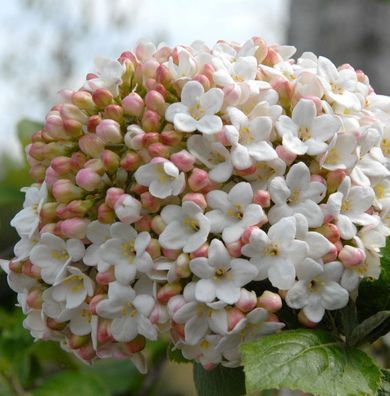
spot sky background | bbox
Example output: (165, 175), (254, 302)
(0, 0), (290, 158)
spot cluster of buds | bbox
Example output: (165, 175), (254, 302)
(3, 37), (390, 372)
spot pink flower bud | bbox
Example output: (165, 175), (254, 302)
(30, 165), (46, 182)
(190, 243), (209, 259)
(188, 168), (210, 191)
(89, 294), (106, 315)
(148, 142), (170, 158)
(226, 240), (242, 258)
(27, 288), (43, 309)
(257, 291), (282, 313)
(72, 90), (96, 112)
(79, 343), (96, 361)
(65, 200), (93, 218)
(114, 194), (142, 224)
(235, 165), (257, 177)
(276, 145), (296, 165)
(105, 187), (125, 208)
(167, 295), (186, 317)
(47, 318), (67, 331)
(227, 307), (245, 331)
(326, 170), (347, 193)
(52, 179), (83, 204)
(103, 104), (124, 124)
(162, 248), (181, 260)
(235, 289), (257, 312)
(145, 238), (161, 259)
(175, 253), (191, 278)
(60, 218), (89, 239)
(171, 150), (195, 172)
(134, 215), (152, 232)
(126, 335), (146, 354)
(60, 103), (88, 124)
(68, 334), (90, 350)
(98, 203), (116, 224)
(143, 59), (159, 79)
(28, 142), (46, 161)
(160, 130), (183, 146)
(193, 74), (210, 91)
(96, 119), (123, 144)
(157, 282), (182, 304)
(101, 149), (120, 173)
(92, 88), (113, 108)
(142, 110), (161, 132)
(122, 92), (145, 117)
(182, 193), (207, 210)
(140, 191), (160, 212)
(172, 321), (185, 339)
(76, 168), (104, 191)
(338, 245), (366, 267)
(315, 223), (340, 243)
(120, 151), (141, 171)
(156, 64), (172, 85)
(51, 156), (73, 175)
(40, 202), (59, 223)
(79, 134), (105, 158)
(145, 90), (166, 115)
(241, 226), (259, 245)
(253, 190), (270, 208)
(97, 320), (113, 344)
(96, 269), (115, 285)
(87, 114), (102, 133)
(9, 260), (23, 273)
(322, 243), (339, 263)
(149, 304), (169, 324)
(44, 114), (67, 140)
(151, 215), (166, 234)
(310, 174), (326, 184)
(71, 152), (87, 169)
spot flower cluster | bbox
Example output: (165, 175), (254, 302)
(3, 37), (390, 371)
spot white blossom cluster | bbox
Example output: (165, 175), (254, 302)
(3, 37), (390, 371)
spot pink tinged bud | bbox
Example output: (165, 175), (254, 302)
(72, 90), (96, 112)
(78, 344), (96, 361)
(223, 84), (241, 106)
(142, 110), (162, 132)
(148, 142), (170, 158)
(151, 215), (166, 235)
(315, 223), (340, 243)
(322, 243), (339, 263)
(87, 114), (102, 133)
(51, 156), (73, 175)
(53, 179), (83, 204)
(29, 142), (46, 161)
(26, 288), (43, 309)
(47, 317), (67, 331)
(226, 240), (242, 258)
(257, 291), (282, 313)
(126, 335), (146, 354)
(298, 310), (318, 328)
(92, 88), (113, 108)
(68, 334), (90, 349)
(96, 119), (123, 144)
(183, 193), (207, 211)
(63, 119), (83, 139)
(171, 150), (195, 172)
(143, 59), (159, 79)
(140, 191), (160, 213)
(64, 199), (94, 218)
(98, 203), (116, 224)
(21, 260), (40, 279)
(190, 243), (209, 259)
(105, 187), (125, 208)
(216, 129), (230, 146)
(89, 294), (106, 315)
(120, 151), (141, 171)
(145, 90), (166, 115)
(103, 104), (124, 124)
(253, 190), (270, 208)
(130, 183), (148, 195)
(60, 103), (88, 124)
(227, 307), (245, 331)
(44, 114), (67, 140)
(167, 295), (186, 317)
(162, 248), (181, 260)
(234, 165), (256, 177)
(176, 253), (191, 278)
(96, 269), (115, 285)
(122, 92), (145, 117)
(188, 168), (210, 191)
(149, 304), (169, 324)
(76, 168), (104, 191)
(134, 215), (152, 231)
(156, 64), (172, 86)
(157, 282), (182, 304)
(44, 142), (74, 159)
(310, 174), (326, 185)
(235, 289), (257, 313)
(40, 202), (59, 223)
(114, 194), (142, 224)
(30, 165), (46, 183)
(79, 134), (105, 158)
(84, 158), (105, 174)
(276, 145), (297, 165)
(326, 170), (347, 193)
(101, 150), (120, 173)
(97, 320), (113, 344)
(40, 223), (57, 235)
(267, 313), (280, 323)
(172, 321), (185, 339)
(145, 238), (161, 259)
(9, 260), (23, 273)
(338, 245), (366, 267)
(71, 152), (87, 170)
(193, 74), (210, 91)
(241, 226), (260, 245)
(160, 130), (183, 146)
(60, 218), (89, 239)
(143, 132), (159, 146)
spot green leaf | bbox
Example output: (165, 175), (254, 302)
(349, 311), (390, 346)
(378, 370), (390, 396)
(241, 329), (381, 396)
(339, 299), (358, 340)
(0, 185), (23, 207)
(16, 119), (43, 150)
(167, 344), (190, 363)
(193, 363), (245, 396)
(32, 371), (110, 396)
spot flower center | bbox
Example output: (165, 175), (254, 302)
(264, 243), (279, 257)
(381, 138), (390, 156)
(189, 104), (205, 120)
(325, 148), (340, 165)
(121, 240), (135, 262)
(51, 249), (69, 261)
(374, 183), (385, 199)
(341, 199), (351, 213)
(330, 82), (344, 95)
(288, 189), (301, 205)
(227, 203), (243, 219)
(183, 217), (199, 231)
(299, 127), (311, 141)
(239, 127), (255, 145)
(200, 339), (210, 349)
(121, 302), (137, 317)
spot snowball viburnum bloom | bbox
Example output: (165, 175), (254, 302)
(206, 182), (266, 244)
(159, 201), (210, 253)
(100, 223), (153, 284)
(30, 233), (85, 284)
(241, 216), (308, 290)
(83, 221), (111, 267)
(268, 162), (325, 227)
(276, 99), (340, 155)
(224, 108), (277, 170)
(286, 259), (349, 322)
(190, 239), (258, 304)
(11, 183), (47, 237)
(134, 158), (185, 199)
(96, 281), (157, 342)
(165, 80), (224, 134)
(166, 48), (197, 81)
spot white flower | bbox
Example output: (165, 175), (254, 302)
(0, 259), (38, 293)
(159, 201), (210, 253)
(276, 99), (340, 155)
(30, 233), (85, 284)
(321, 133), (358, 171)
(243, 158), (286, 191)
(13, 231), (40, 261)
(96, 281), (157, 342)
(206, 182), (266, 244)
(241, 216), (308, 290)
(83, 57), (124, 96)
(114, 194), (142, 224)
(286, 259), (349, 322)
(179, 334), (223, 366)
(187, 135), (233, 183)
(83, 221), (111, 267)
(134, 158), (185, 199)
(68, 303), (98, 338)
(351, 153), (390, 188)
(326, 176), (375, 240)
(268, 162), (325, 227)
(190, 239), (258, 304)
(212, 39), (258, 62)
(173, 299), (228, 345)
(11, 182), (47, 237)
(166, 48), (197, 80)
(100, 224), (153, 285)
(224, 108), (277, 170)
(23, 310), (47, 339)
(165, 80), (224, 134)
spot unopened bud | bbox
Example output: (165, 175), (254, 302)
(227, 307), (245, 331)
(226, 240), (242, 258)
(98, 203), (116, 224)
(257, 291), (282, 313)
(190, 243), (209, 259)
(96, 269), (115, 285)
(151, 215), (166, 234)
(149, 304), (169, 324)
(51, 156), (73, 175)
(120, 151), (141, 171)
(114, 194), (142, 224)
(68, 334), (90, 349)
(60, 218), (89, 239)
(122, 92), (144, 117)
(40, 202), (59, 223)
(253, 190), (270, 208)
(145, 90), (166, 115)
(26, 288), (43, 309)
(276, 145), (296, 165)
(97, 320), (113, 344)
(101, 149), (120, 173)
(162, 248), (181, 260)
(47, 318), (67, 331)
(167, 295), (186, 317)
(126, 335), (146, 353)
(79, 343), (96, 361)
(105, 187), (125, 208)
(87, 114), (102, 133)
(160, 129), (183, 146)
(92, 88), (113, 108)
(315, 223), (340, 243)
(235, 289), (257, 312)
(188, 168), (210, 191)
(89, 294), (106, 315)
(148, 142), (170, 158)
(76, 168), (104, 191)
(60, 103), (88, 124)
(79, 134), (105, 158)
(145, 238), (160, 258)
(171, 150), (195, 172)
(241, 226), (259, 245)
(96, 119), (123, 144)
(142, 110), (161, 132)
(327, 170), (347, 193)
(52, 179), (83, 203)
(157, 282), (182, 304)
(176, 253), (191, 278)
(322, 243), (339, 263)
(72, 90), (96, 112)
(338, 245), (366, 267)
